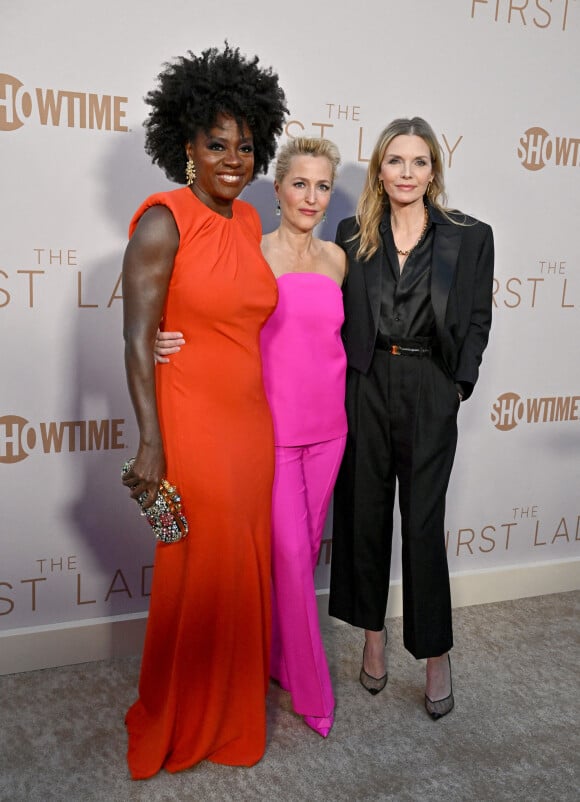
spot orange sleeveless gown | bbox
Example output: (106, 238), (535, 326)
(125, 188), (277, 779)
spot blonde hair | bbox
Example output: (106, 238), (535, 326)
(275, 137), (341, 185)
(354, 117), (449, 261)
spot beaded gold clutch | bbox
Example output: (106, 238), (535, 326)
(122, 458), (188, 543)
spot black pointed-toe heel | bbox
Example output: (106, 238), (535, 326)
(425, 654), (454, 720)
(359, 626), (388, 695)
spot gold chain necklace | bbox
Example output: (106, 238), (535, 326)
(395, 206), (429, 256)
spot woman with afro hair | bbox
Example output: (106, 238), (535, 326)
(121, 44), (287, 779)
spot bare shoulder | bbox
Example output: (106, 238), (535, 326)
(131, 205), (179, 246)
(261, 231), (276, 254)
(126, 205), (179, 265)
(320, 239), (347, 283)
(322, 239), (346, 261)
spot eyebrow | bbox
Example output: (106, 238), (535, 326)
(207, 132), (253, 140)
(385, 152), (430, 159)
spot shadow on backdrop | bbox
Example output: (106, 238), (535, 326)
(67, 131), (176, 618)
(66, 143), (369, 614)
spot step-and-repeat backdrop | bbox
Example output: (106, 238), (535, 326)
(1, 1), (578, 661)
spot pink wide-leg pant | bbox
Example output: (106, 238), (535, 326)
(270, 435), (347, 718)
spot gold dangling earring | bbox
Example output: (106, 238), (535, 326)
(185, 158), (196, 186)
(377, 178), (384, 196)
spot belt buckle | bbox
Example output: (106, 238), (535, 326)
(389, 344), (401, 356)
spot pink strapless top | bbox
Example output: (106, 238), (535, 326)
(260, 272), (347, 446)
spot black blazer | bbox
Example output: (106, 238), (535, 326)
(337, 205), (494, 400)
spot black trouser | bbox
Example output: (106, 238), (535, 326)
(329, 344), (458, 659)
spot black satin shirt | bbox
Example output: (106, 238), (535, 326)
(378, 215), (436, 341)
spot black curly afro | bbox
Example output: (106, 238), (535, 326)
(143, 43), (288, 184)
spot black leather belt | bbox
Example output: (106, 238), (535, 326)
(375, 335), (432, 357)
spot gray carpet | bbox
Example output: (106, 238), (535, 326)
(1, 591), (578, 802)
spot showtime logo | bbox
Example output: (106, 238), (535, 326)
(0, 73), (128, 132)
(491, 392), (580, 431)
(0, 415), (125, 463)
(518, 126), (580, 171)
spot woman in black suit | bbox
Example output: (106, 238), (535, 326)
(329, 117), (494, 718)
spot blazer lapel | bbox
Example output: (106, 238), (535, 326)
(431, 211), (462, 335)
(360, 214), (397, 332)
(362, 246), (384, 333)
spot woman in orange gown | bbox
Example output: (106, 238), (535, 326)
(121, 45), (287, 779)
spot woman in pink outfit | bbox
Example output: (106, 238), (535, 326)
(156, 138), (346, 738)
